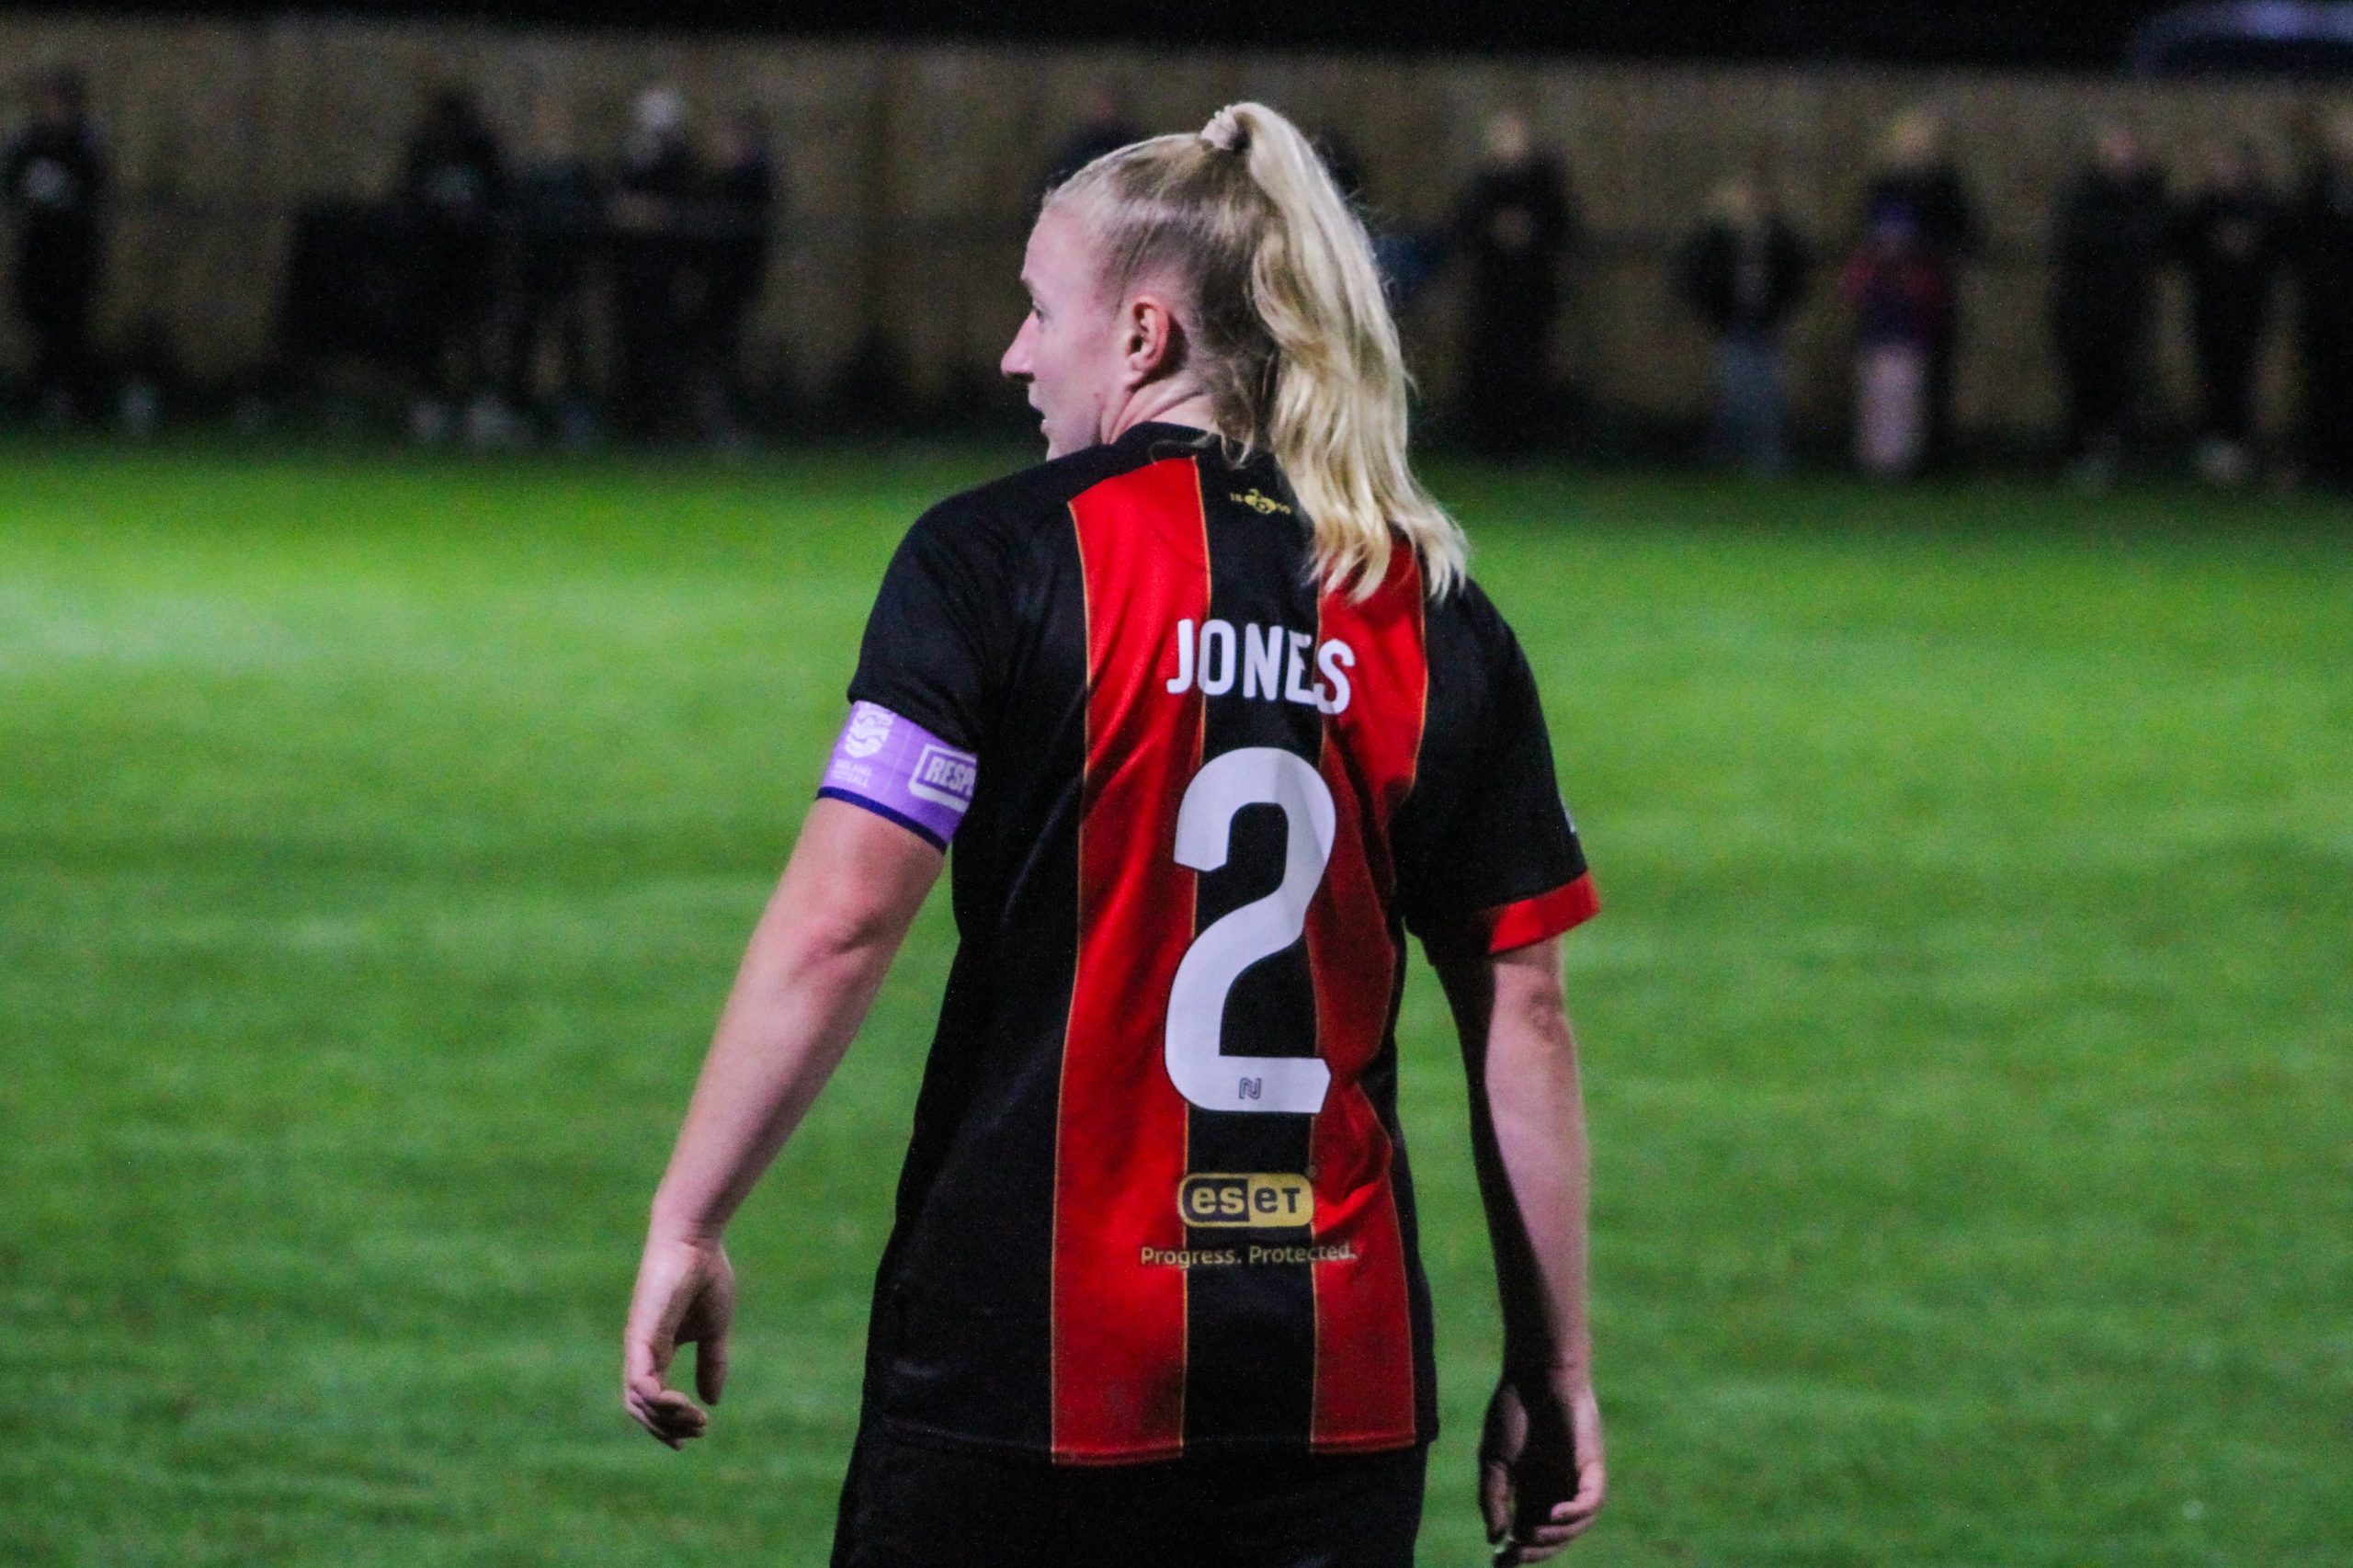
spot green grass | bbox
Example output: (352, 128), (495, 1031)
(2, 443), (2347, 1566)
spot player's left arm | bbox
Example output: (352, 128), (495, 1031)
(623, 797), (942, 1449)
(1436, 935), (1606, 1562)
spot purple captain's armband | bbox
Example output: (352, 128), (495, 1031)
(816, 702), (978, 851)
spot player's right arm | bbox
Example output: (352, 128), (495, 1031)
(623, 797), (942, 1449)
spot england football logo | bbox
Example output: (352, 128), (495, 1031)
(842, 704), (893, 759)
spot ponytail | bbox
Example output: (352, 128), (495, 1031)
(1048, 102), (1468, 599)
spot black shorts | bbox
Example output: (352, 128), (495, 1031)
(830, 1423), (1427, 1568)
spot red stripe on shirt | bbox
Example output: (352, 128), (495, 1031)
(1481, 873), (1601, 954)
(1302, 546), (1427, 1451)
(1053, 457), (1208, 1463)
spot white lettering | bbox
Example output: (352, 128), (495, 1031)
(1315, 640), (1355, 715)
(1166, 618), (1196, 694)
(1197, 619), (1236, 696)
(1244, 623), (1282, 700)
(915, 751), (975, 797)
(1284, 631), (1317, 706)
(1165, 749), (1336, 1115)
(1164, 619), (1357, 714)
(842, 703), (893, 758)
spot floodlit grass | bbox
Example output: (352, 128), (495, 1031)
(2, 443), (2347, 1566)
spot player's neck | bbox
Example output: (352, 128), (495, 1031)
(1102, 384), (1222, 447)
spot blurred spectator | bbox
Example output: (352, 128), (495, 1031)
(116, 311), (176, 440)
(401, 85), (506, 446)
(1677, 165), (1810, 474)
(1450, 109), (1576, 455)
(695, 108), (777, 447)
(2049, 124), (2168, 487)
(1842, 210), (1944, 477)
(2172, 140), (2280, 487)
(2290, 110), (2353, 488)
(1863, 109), (1976, 469)
(3, 67), (108, 426)
(1316, 127), (1440, 303)
(1040, 87), (1140, 195)
(610, 85), (700, 443)
(496, 93), (602, 448)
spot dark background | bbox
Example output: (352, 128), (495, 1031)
(0, 1), (2181, 67)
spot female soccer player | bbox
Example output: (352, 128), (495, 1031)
(624, 101), (1606, 1567)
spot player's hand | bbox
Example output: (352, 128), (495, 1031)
(1478, 1365), (1605, 1562)
(623, 1228), (736, 1449)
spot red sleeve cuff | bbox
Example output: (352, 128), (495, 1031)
(1477, 873), (1600, 954)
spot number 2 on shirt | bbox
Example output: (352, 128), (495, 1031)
(1164, 746), (1336, 1116)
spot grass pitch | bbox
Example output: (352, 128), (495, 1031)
(1, 443), (2347, 1566)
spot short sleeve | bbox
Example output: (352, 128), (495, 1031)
(1404, 617), (1597, 956)
(846, 499), (1021, 754)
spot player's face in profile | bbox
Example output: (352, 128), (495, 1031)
(1002, 204), (1126, 460)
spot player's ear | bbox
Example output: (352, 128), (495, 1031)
(1122, 290), (1185, 385)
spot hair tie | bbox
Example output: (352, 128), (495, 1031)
(1200, 108), (1250, 155)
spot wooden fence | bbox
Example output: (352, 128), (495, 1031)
(1, 14), (2342, 437)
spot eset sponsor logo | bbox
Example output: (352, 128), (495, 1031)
(1178, 1171), (1313, 1229)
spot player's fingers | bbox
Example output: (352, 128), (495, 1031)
(1558, 1457), (1608, 1520)
(694, 1324), (729, 1406)
(627, 1372), (705, 1428)
(624, 1388), (686, 1448)
(626, 1399), (683, 1449)
(1495, 1462), (1605, 1560)
(651, 1400), (709, 1439)
(1518, 1520), (1582, 1549)
(1479, 1459), (1513, 1543)
(626, 1365), (678, 1409)
(1526, 1505), (1601, 1551)
(629, 1385), (709, 1445)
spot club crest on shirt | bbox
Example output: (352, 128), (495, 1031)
(1228, 488), (1294, 517)
(842, 703), (893, 759)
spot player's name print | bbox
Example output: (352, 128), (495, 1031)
(1164, 618), (1357, 715)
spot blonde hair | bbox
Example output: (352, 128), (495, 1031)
(1046, 101), (1468, 599)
